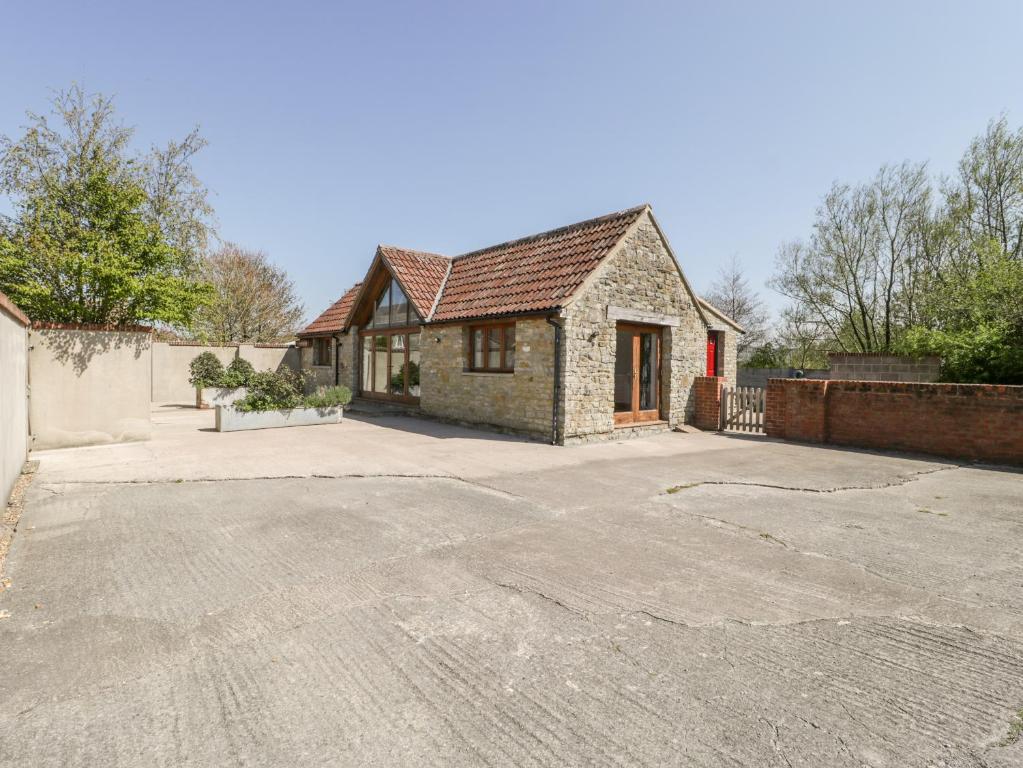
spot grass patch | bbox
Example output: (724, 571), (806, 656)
(1001, 708), (1023, 747)
(665, 483), (702, 494)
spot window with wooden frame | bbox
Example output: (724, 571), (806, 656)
(468, 323), (516, 372)
(312, 337), (332, 366)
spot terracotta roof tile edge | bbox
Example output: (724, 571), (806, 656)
(451, 203), (650, 261)
(378, 245), (450, 260)
(299, 281), (363, 336)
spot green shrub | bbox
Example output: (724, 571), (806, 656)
(189, 352), (225, 389)
(303, 385), (352, 409)
(220, 357), (255, 388)
(234, 369), (305, 412)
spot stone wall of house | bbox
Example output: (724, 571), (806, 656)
(299, 338), (334, 392)
(419, 318), (555, 437)
(720, 330), (737, 388)
(337, 330), (359, 391)
(560, 214), (707, 441)
(299, 331), (359, 394)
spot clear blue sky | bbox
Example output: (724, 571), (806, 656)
(4, 0), (1022, 322)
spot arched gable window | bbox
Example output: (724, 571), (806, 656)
(367, 277), (417, 328)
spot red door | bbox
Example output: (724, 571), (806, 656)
(706, 332), (717, 377)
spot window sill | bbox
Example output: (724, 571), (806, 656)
(461, 370), (515, 376)
(310, 364), (332, 369)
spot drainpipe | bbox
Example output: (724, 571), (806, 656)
(333, 333), (341, 387)
(546, 315), (564, 445)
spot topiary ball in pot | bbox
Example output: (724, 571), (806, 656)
(221, 357), (255, 388)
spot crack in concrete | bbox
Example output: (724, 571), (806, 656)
(664, 464), (961, 496)
(489, 579), (591, 620)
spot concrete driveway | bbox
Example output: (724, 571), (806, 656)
(2, 407), (1022, 767)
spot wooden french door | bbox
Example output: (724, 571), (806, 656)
(359, 329), (421, 403)
(613, 324), (661, 425)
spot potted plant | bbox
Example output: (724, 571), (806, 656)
(189, 352), (225, 408)
(190, 354), (255, 408)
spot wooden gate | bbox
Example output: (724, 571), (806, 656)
(720, 386), (766, 434)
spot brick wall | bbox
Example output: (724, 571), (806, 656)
(765, 379), (1023, 465)
(827, 353), (941, 383)
(693, 376), (723, 430)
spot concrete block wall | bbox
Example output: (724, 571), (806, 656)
(827, 353), (941, 383)
(765, 378), (1023, 465)
(0, 293), (29, 504)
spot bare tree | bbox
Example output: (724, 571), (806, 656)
(775, 306), (829, 369)
(770, 162), (931, 353)
(192, 244), (305, 343)
(702, 255), (768, 357)
(142, 127), (215, 271)
(944, 116), (1023, 260)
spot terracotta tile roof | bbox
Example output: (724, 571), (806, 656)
(429, 205), (648, 323)
(378, 246), (450, 319)
(299, 282), (362, 336)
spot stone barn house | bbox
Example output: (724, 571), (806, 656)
(297, 204), (741, 443)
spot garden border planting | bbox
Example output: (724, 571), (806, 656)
(215, 405), (343, 432)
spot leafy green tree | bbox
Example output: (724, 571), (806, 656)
(743, 343), (786, 369)
(903, 248), (1023, 383)
(0, 86), (213, 325)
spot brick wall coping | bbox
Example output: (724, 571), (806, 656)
(166, 341), (239, 347)
(31, 321), (153, 333)
(164, 341), (295, 348)
(767, 378), (1023, 395)
(0, 291), (30, 326)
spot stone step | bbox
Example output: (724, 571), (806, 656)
(346, 398), (421, 418)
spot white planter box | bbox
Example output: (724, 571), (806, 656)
(197, 387), (247, 409)
(215, 405), (343, 432)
